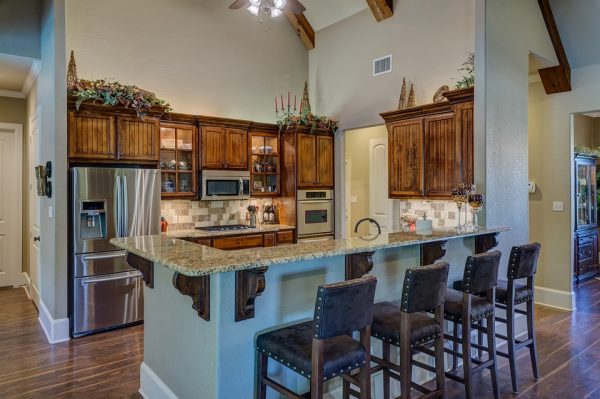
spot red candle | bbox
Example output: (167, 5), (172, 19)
(275, 97), (278, 113)
(294, 95), (297, 110)
(280, 95), (284, 110)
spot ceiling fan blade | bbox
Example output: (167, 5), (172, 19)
(229, 0), (250, 10)
(286, 0), (306, 14)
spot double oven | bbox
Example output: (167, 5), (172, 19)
(297, 189), (334, 242)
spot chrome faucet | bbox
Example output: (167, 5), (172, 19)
(354, 218), (381, 235)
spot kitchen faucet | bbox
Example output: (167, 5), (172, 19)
(354, 218), (381, 235)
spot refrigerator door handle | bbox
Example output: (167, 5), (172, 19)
(82, 251), (127, 261)
(115, 175), (122, 238)
(81, 270), (142, 285)
(122, 174), (129, 237)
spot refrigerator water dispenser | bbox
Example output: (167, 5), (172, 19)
(79, 200), (106, 240)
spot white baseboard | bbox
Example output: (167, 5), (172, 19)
(38, 299), (70, 344)
(21, 272), (31, 299)
(139, 362), (179, 399)
(30, 281), (40, 309)
(534, 286), (575, 311)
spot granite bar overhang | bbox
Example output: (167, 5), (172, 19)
(110, 226), (510, 277)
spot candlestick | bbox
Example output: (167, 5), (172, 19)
(288, 92), (290, 108)
(294, 95), (297, 111)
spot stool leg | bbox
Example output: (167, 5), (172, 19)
(527, 298), (540, 380)
(452, 321), (459, 370)
(343, 380), (350, 399)
(400, 313), (412, 399)
(256, 351), (267, 399)
(359, 327), (372, 399)
(311, 339), (324, 399)
(486, 314), (499, 399)
(435, 334), (446, 397)
(477, 320), (484, 359)
(383, 340), (391, 399)
(507, 301), (519, 394)
(461, 317), (473, 399)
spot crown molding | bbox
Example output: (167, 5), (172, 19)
(21, 60), (41, 96)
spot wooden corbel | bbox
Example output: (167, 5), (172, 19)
(420, 241), (447, 266)
(126, 252), (154, 288)
(172, 273), (210, 321)
(235, 267), (268, 322)
(475, 233), (499, 254)
(345, 252), (375, 280)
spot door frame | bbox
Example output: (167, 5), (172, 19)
(369, 137), (393, 234)
(0, 122), (23, 288)
(28, 106), (41, 307)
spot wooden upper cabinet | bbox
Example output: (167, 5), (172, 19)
(316, 135), (334, 187)
(381, 87), (474, 199)
(117, 116), (160, 162)
(68, 111), (116, 160)
(297, 133), (317, 187)
(225, 128), (248, 170)
(201, 126), (226, 169)
(201, 126), (248, 170)
(389, 119), (423, 197)
(424, 113), (456, 197)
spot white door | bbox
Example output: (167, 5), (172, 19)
(29, 109), (41, 307)
(369, 137), (393, 233)
(0, 123), (23, 288)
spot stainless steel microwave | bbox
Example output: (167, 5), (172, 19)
(200, 170), (250, 201)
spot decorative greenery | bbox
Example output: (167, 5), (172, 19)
(68, 79), (172, 118)
(277, 111), (338, 133)
(455, 52), (474, 89)
(575, 144), (600, 158)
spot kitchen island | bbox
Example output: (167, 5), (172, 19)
(112, 227), (509, 399)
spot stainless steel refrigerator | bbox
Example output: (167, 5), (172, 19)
(70, 167), (160, 337)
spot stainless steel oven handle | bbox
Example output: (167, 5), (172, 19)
(239, 178), (243, 196)
(298, 200), (334, 204)
(81, 270), (142, 284)
(82, 251), (127, 261)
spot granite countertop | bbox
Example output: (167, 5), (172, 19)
(166, 224), (295, 239)
(111, 226), (510, 277)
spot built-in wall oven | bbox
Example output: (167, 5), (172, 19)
(201, 170), (250, 201)
(297, 189), (334, 240)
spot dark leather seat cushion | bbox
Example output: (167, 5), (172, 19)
(496, 280), (533, 304)
(371, 302), (441, 347)
(452, 279), (533, 305)
(256, 321), (367, 381)
(444, 288), (494, 323)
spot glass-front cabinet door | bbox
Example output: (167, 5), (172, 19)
(160, 123), (197, 198)
(575, 155), (597, 230)
(249, 131), (280, 196)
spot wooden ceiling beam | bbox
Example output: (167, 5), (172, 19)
(365, 0), (393, 22)
(537, 0), (571, 93)
(286, 12), (315, 50)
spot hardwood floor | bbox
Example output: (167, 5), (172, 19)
(1, 279), (600, 398)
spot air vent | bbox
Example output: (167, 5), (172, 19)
(373, 54), (392, 76)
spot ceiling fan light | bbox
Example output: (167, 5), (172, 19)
(247, 5), (259, 15)
(270, 7), (283, 17)
(273, 0), (286, 9)
(249, 0), (261, 6)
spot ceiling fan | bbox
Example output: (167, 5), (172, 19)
(229, 0), (306, 18)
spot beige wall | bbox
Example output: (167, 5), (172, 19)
(573, 114), (595, 147)
(0, 96), (26, 124)
(309, 0), (475, 130)
(344, 126), (387, 236)
(65, 0), (308, 123)
(529, 63), (600, 308)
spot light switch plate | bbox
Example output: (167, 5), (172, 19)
(48, 206), (53, 219)
(552, 201), (564, 212)
(350, 196), (358, 203)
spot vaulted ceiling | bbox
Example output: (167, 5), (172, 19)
(302, 0), (367, 31)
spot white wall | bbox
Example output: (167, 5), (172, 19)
(309, 0), (475, 130)
(529, 63), (600, 307)
(66, 0), (308, 122)
(475, 0), (558, 286)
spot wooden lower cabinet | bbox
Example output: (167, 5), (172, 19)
(574, 228), (599, 281)
(181, 229), (295, 251)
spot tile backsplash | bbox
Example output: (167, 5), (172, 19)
(398, 199), (473, 228)
(161, 199), (274, 231)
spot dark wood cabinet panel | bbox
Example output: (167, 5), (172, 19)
(263, 233), (276, 247)
(212, 234), (265, 250)
(276, 230), (294, 245)
(68, 111), (116, 160)
(117, 116), (160, 162)
(297, 133), (317, 187)
(389, 119), (423, 197)
(424, 114), (456, 197)
(225, 129), (248, 170)
(382, 87), (474, 199)
(316, 135), (334, 187)
(201, 126), (226, 169)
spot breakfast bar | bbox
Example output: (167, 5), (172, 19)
(112, 227), (509, 399)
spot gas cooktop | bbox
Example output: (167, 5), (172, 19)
(195, 224), (256, 232)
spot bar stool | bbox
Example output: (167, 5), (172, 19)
(255, 275), (377, 399)
(494, 243), (541, 394)
(345, 263), (450, 399)
(444, 251), (501, 399)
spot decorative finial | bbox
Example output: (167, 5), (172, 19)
(407, 83), (417, 108)
(67, 50), (78, 89)
(398, 77), (407, 110)
(300, 81), (311, 115)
